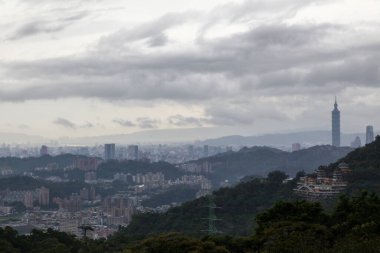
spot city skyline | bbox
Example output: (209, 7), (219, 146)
(0, 0), (380, 139)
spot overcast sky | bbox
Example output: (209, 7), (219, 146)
(0, 0), (379, 139)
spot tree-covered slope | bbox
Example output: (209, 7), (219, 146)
(330, 136), (380, 195)
(123, 171), (296, 237)
(124, 138), (380, 238)
(2, 192), (380, 253)
(0, 154), (93, 173)
(196, 145), (352, 182)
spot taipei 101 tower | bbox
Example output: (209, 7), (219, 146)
(332, 97), (341, 147)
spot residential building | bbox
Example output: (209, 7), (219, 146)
(127, 145), (139, 160)
(38, 187), (50, 206)
(104, 144), (116, 161)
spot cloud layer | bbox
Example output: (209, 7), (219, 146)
(1, 0), (380, 134)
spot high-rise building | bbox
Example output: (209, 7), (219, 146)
(332, 98), (341, 147)
(292, 143), (301, 152)
(104, 144), (116, 161)
(366, 125), (374, 144)
(38, 186), (50, 206)
(350, 136), (361, 148)
(23, 191), (34, 209)
(203, 145), (209, 157)
(89, 186), (96, 201)
(127, 145), (139, 160)
(80, 188), (89, 201)
(40, 145), (49, 156)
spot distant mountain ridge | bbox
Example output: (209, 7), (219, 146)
(195, 145), (353, 182)
(200, 130), (375, 147)
(0, 129), (374, 146)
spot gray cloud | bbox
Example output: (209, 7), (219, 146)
(168, 115), (206, 127)
(98, 11), (198, 51)
(113, 119), (136, 127)
(18, 124), (30, 129)
(137, 118), (160, 129)
(147, 33), (169, 47)
(204, 100), (290, 126)
(2, 22), (377, 102)
(8, 12), (88, 40)
(80, 122), (94, 128)
(53, 118), (94, 129)
(113, 118), (160, 128)
(1, 0), (380, 129)
(54, 118), (76, 129)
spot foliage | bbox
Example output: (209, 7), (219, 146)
(329, 135), (380, 195)
(141, 185), (199, 208)
(121, 175), (297, 237)
(196, 145), (351, 183)
(0, 154), (92, 174)
(2, 192), (380, 252)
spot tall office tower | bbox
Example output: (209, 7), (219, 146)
(203, 145), (209, 157)
(332, 98), (341, 147)
(38, 186), (50, 206)
(40, 145), (49, 156)
(104, 144), (116, 161)
(366, 125), (374, 144)
(127, 145), (139, 160)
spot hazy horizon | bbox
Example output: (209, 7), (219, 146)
(0, 128), (376, 146)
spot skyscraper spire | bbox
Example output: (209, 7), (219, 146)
(332, 97), (341, 147)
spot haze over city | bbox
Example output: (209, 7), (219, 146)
(0, 0), (380, 142)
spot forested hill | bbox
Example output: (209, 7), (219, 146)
(332, 135), (380, 170)
(195, 145), (352, 182)
(0, 154), (184, 180)
(123, 139), (380, 237)
(0, 154), (94, 173)
(123, 171), (296, 236)
(330, 135), (380, 194)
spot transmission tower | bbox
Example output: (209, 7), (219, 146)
(200, 160), (221, 235)
(206, 194), (220, 235)
(201, 187), (221, 235)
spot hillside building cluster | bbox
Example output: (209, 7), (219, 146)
(294, 163), (352, 200)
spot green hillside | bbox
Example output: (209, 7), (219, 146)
(123, 171), (296, 236)
(0, 154), (93, 173)
(331, 136), (380, 194)
(1, 138), (380, 252)
(123, 138), (380, 237)
(196, 145), (352, 182)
